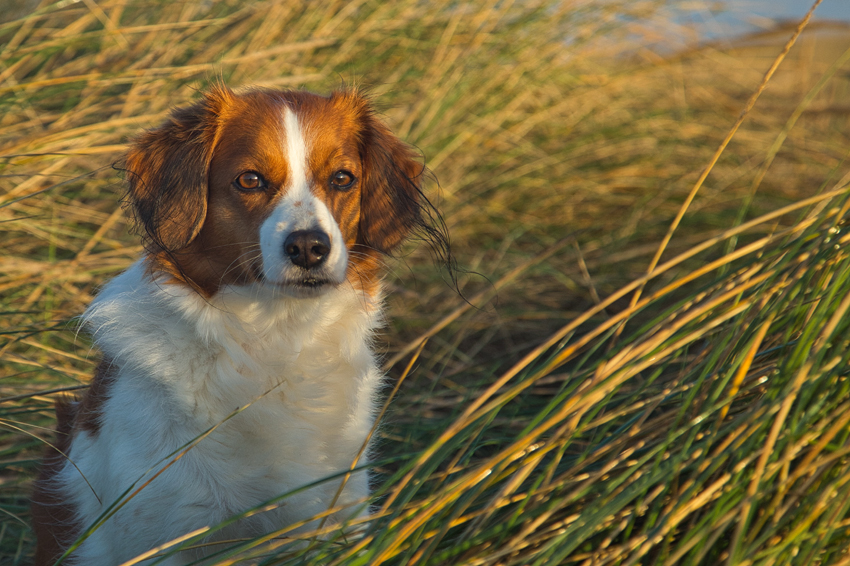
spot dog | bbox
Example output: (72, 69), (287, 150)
(31, 85), (443, 565)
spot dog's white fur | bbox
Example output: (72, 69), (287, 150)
(61, 263), (380, 563)
(49, 99), (390, 564)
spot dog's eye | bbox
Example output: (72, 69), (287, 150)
(234, 171), (266, 191)
(329, 170), (356, 190)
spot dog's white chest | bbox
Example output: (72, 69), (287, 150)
(61, 263), (381, 563)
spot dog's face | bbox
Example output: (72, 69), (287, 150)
(125, 86), (425, 297)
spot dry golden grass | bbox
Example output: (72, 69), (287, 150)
(2, 0), (850, 563)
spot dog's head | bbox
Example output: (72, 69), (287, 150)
(124, 85), (441, 298)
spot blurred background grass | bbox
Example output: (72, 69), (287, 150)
(2, 0), (850, 564)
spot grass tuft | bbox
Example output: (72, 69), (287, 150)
(2, 0), (850, 563)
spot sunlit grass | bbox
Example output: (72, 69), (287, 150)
(2, 0), (850, 563)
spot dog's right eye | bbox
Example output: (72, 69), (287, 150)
(234, 171), (267, 191)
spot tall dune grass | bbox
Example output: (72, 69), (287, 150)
(2, 0), (850, 563)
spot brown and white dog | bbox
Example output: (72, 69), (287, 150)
(32, 85), (441, 565)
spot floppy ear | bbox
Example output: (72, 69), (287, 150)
(125, 86), (231, 252)
(356, 101), (424, 254)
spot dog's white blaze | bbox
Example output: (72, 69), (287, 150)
(283, 106), (310, 201)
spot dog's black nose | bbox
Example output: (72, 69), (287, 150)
(284, 230), (331, 269)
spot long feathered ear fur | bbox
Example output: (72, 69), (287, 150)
(353, 95), (429, 254)
(347, 91), (454, 281)
(124, 85), (232, 253)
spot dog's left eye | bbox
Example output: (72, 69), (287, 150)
(329, 170), (356, 190)
(234, 171), (267, 191)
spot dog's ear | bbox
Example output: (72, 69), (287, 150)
(125, 85), (232, 252)
(353, 96), (424, 254)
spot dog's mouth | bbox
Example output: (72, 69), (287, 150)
(253, 266), (338, 296)
(279, 277), (338, 298)
(250, 254), (345, 297)
(293, 277), (331, 289)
